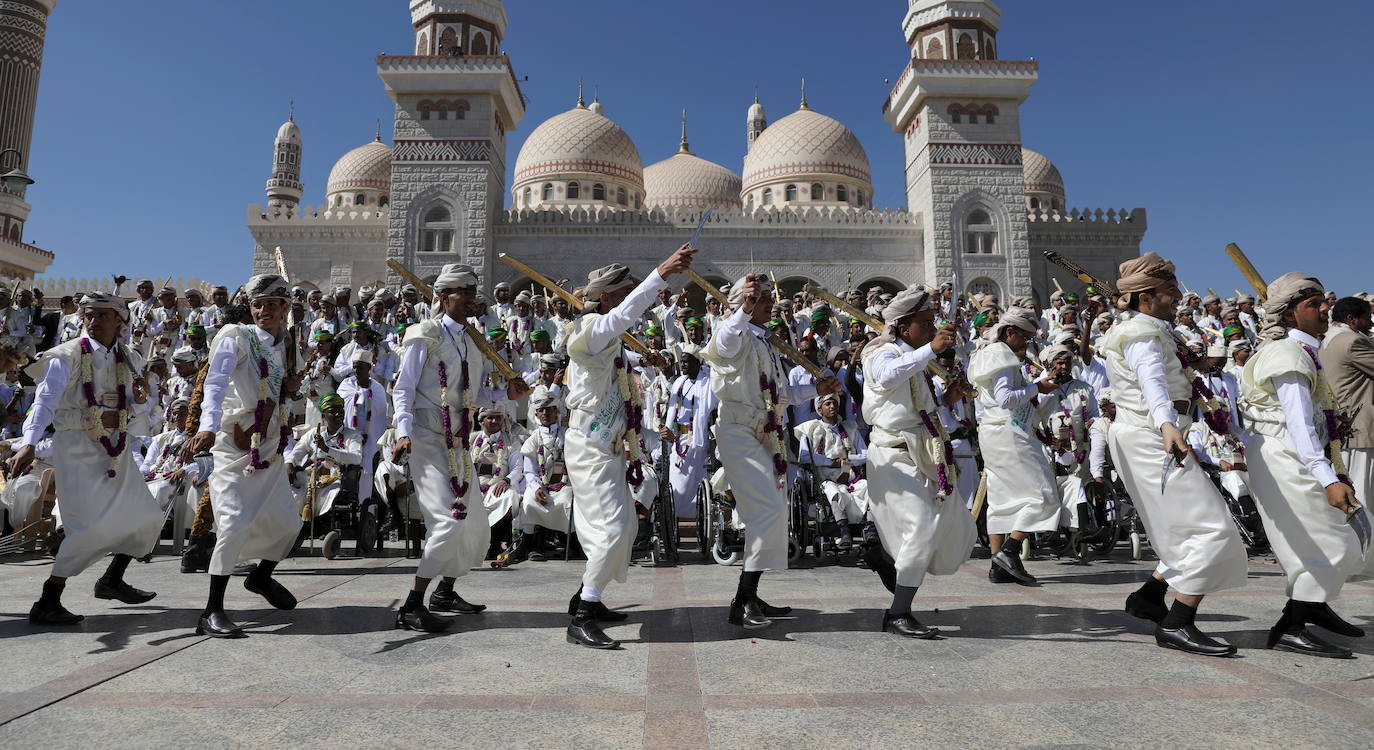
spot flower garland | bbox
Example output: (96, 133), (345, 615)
(349, 387), (371, 430)
(1033, 386), (1091, 465)
(614, 353), (646, 487)
(1174, 338), (1238, 444)
(815, 421), (863, 492)
(78, 337), (131, 478)
(535, 440), (567, 492)
(917, 372), (958, 498)
(437, 358), (473, 519)
(1301, 344), (1355, 486)
(245, 331), (290, 473)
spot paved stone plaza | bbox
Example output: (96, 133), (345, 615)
(3, 543), (1374, 749)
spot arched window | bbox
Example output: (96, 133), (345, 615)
(837, 184), (849, 202)
(927, 37), (944, 60)
(7, 224), (18, 240)
(419, 103), (432, 120)
(439, 27), (458, 55)
(471, 33), (489, 56)
(437, 100), (448, 120)
(416, 32), (429, 55)
(451, 101), (467, 120)
(1051, 198), (1062, 211)
(355, 194), (366, 206)
(634, 194), (642, 209)
(966, 112), (978, 125)
(967, 277), (1000, 299)
(542, 183), (553, 201)
(1029, 197), (1041, 210)
(965, 208), (997, 254)
(957, 33), (976, 60)
(810, 183), (823, 200)
(984, 111), (995, 125)
(567, 181), (580, 199)
(379, 195), (389, 208)
(421, 204), (455, 253)
(617, 187), (627, 205)
(593, 183), (606, 200)
(522, 187), (531, 206)
(785, 184), (798, 202)
(762, 188), (774, 206)
(984, 40), (996, 60)
(857, 190), (866, 207)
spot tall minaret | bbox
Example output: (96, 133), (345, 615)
(266, 107), (303, 215)
(746, 90), (766, 150)
(380, 0), (526, 286)
(0, 0), (57, 244)
(885, 0), (1037, 298)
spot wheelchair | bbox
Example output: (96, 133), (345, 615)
(1203, 464), (1268, 554)
(0, 467), (57, 556)
(789, 459), (863, 564)
(647, 439), (680, 566)
(295, 463), (383, 559)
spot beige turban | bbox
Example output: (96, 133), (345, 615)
(1116, 252), (1177, 295)
(351, 348), (373, 364)
(80, 292), (130, 323)
(582, 264), (637, 309)
(727, 274), (772, 309)
(1039, 344), (1074, 367)
(244, 274), (289, 301)
(530, 385), (559, 411)
(984, 306), (1039, 342)
(1262, 272), (1324, 339)
(871, 285), (934, 346)
(434, 263), (478, 291)
(1098, 387), (1114, 404)
(1227, 339), (1252, 356)
(1201, 294), (1220, 305)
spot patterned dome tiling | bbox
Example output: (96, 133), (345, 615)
(742, 108), (872, 192)
(1022, 148), (1065, 199)
(644, 152), (742, 211)
(326, 141), (393, 195)
(514, 107), (644, 188)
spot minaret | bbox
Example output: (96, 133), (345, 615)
(380, 0), (525, 286)
(265, 105), (303, 215)
(885, 0), (1037, 297)
(0, 0), (57, 244)
(588, 86), (605, 116)
(746, 89), (766, 151)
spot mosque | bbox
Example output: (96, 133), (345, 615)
(248, 0), (1146, 302)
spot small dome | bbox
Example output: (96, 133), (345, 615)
(276, 119), (301, 144)
(326, 140), (392, 198)
(514, 106), (644, 189)
(1022, 148), (1065, 204)
(645, 152), (742, 211)
(747, 99), (765, 120)
(742, 108), (871, 194)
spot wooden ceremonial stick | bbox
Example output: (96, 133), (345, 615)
(273, 246), (290, 281)
(1052, 278), (1065, 295)
(497, 254), (649, 355)
(803, 281), (954, 382)
(385, 259), (518, 379)
(1042, 251), (1119, 299)
(681, 268), (831, 380)
(1224, 243), (1269, 303)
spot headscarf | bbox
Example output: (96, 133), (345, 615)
(515, 290), (532, 304)
(813, 391), (842, 413)
(581, 264), (636, 309)
(1039, 344), (1073, 367)
(1062, 292), (1080, 304)
(644, 325), (664, 337)
(1222, 324), (1244, 340)
(530, 386), (559, 411)
(874, 285), (934, 346)
(971, 310), (992, 330)
(184, 323), (206, 337)
(529, 328), (551, 342)
(684, 316), (704, 329)
(1201, 294), (1220, 305)
(984, 306), (1039, 343)
(1116, 252), (1177, 295)
(435, 263), (478, 291)
(79, 292), (131, 323)
(351, 348), (373, 364)
(1228, 339), (1252, 357)
(313, 330), (334, 343)
(1098, 387), (1114, 404)
(540, 352), (566, 369)
(245, 274), (290, 301)
(728, 274), (773, 309)
(487, 327), (507, 340)
(318, 393), (344, 411)
(171, 347), (198, 364)
(1262, 272), (1324, 340)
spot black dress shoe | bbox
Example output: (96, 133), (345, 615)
(1306, 603), (1366, 638)
(564, 593), (626, 621)
(430, 589), (486, 614)
(1268, 628), (1354, 659)
(94, 578), (157, 604)
(29, 600), (83, 626)
(988, 565), (1018, 584)
(990, 549), (1038, 586)
(196, 610), (246, 638)
(395, 605), (454, 633)
(567, 612), (620, 649)
(727, 599), (773, 630)
(1155, 624), (1237, 657)
(754, 598), (793, 618)
(882, 612), (940, 639)
(244, 576), (297, 610)
(1124, 591), (1167, 623)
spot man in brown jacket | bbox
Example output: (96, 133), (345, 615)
(1322, 296), (1374, 578)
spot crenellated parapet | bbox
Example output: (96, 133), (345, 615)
(500, 204), (919, 229)
(248, 204), (389, 227)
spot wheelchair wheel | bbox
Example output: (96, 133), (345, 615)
(787, 536), (802, 565)
(357, 510), (379, 555)
(711, 538), (740, 566)
(1089, 522), (1122, 555)
(694, 480), (711, 556)
(1130, 530), (1143, 561)
(322, 530), (342, 560)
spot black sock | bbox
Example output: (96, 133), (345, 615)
(39, 579), (65, 607)
(435, 578), (455, 594)
(735, 571), (762, 604)
(205, 575), (229, 615)
(249, 559), (278, 582)
(889, 585), (918, 616)
(403, 589), (424, 612)
(101, 554), (132, 583)
(1138, 576), (1167, 601)
(1159, 600), (1197, 629)
(1286, 600), (1317, 634)
(1001, 537), (1023, 556)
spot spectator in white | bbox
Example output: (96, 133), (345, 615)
(795, 392), (868, 548)
(336, 349), (389, 501)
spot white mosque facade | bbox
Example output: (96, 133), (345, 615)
(248, 0), (1146, 302)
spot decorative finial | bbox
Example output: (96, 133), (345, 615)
(577, 78), (586, 108)
(375, 120), (382, 142)
(288, 99), (295, 122)
(678, 109), (691, 155)
(754, 86), (760, 105)
(800, 78), (809, 110)
(593, 85), (600, 104)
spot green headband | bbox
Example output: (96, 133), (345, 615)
(318, 393), (344, 411)
(184, 324), (206, 336)
(395, 324), (408, 334)
(810, 311), (830, 323)
(644, 325), (664, 336)
(972, 311), (992, 329)
(530, 329), (551, 341)
(313, 330), (334, 342)
(684, 317), (703, 329)
(487, 327), (507, 340)
(1223, 325), (1244, 338)
(1062, 292), (1080, 303)
(348, 321), (368, 332)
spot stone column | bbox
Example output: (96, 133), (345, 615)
(0, 0), (56, 241)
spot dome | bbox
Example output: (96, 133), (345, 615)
(1022, 148), (1065, 205)
(326, 140), (392, 197)
(514, 106), (644, 189)
(644, 151), (742, 211)
(276, 119), (301, 144)
(742, 108), (871, 193)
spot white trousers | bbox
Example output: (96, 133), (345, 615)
(979, 424), (1060, 535)
(208, 436), (302, 577)
(520, 484), (573, 533)
(821, 478), (868, 525)
(1108, 423), (1248, 596)
(409, 423), (489, 581)
(50, 430), (163, 579)
(717, 421), (788, 572)
(566, 425), (635, 590)
(867, 445), (975, 588)
(1249, 434), (1361, 602)
(669, 444), (707, 517)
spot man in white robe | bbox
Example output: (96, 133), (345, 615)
(1102, 253), (1248, 657)
(515, 391), (573, 560)
(662, 351), (715, 518)
(795, 392), (868, 548)
(336, 349), (389, 502)
(1240, 274), (1364, 658)
(1037, 345), (1101, 533)
(10, 293), (163, 625)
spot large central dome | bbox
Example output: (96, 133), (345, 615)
(514, 106), (643, 188)
(742, 108), (872, 193)
(326, 139), (392, 208)
(644, 151), (742, 211)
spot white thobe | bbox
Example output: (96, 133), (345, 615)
(336, 374), (389, 499)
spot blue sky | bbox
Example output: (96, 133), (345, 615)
(24, 0), (1374, 293)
